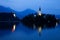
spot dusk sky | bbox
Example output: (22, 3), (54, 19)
(0, 0), (60, 14)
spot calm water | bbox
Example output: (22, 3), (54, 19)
(0, 9), (60, 40)
(0, 23), (60, 40)
(0, 16), (60, 40)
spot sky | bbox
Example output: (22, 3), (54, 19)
(0, 0), (60, 14)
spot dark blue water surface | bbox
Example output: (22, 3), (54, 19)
(0, 6), (60, 40)
(0, 22), (60, 40)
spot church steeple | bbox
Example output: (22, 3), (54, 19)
(37, 8), (42, 16)
(39, 8), (41, 11)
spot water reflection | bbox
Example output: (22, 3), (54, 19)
(0, 13), (20, 37)
(0, 6), (60, 40)
(0, 12), (20, 30)
(0, 12), (60, 37)
(21, 13), (59, 32)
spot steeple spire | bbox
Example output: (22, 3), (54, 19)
(37, 8), (42, 16)
(39, 8), (41, 11)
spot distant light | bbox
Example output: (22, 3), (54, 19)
(39, 13), (41, 16)
(38, 27), (42, 32)
(56, 22), (58, 26)
(38, 11), (42, 16)
(13, 13), (16, 17)
(12, 24), (16, 32)
(34, 15), (36, 17)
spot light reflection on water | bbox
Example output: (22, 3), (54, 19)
(0, 23), (60, 40)
(0, 8), (60, 40)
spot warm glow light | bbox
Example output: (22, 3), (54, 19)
(13, 13), (16, 17)
(12, 24), (16, 32)
(38, 11), (41, 16)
